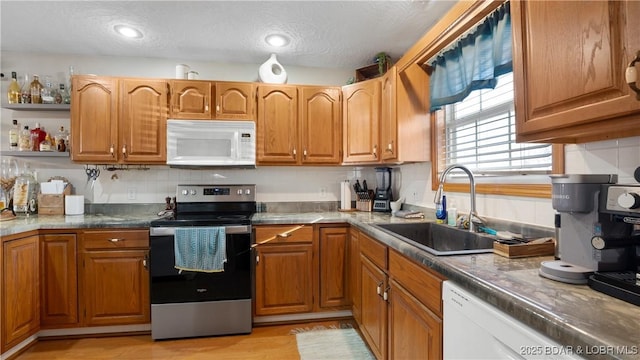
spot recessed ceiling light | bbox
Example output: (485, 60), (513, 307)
(265, 34), (289, 47)
(114, 25), (143, 39)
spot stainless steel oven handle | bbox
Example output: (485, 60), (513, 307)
(150, 225), (251, 237)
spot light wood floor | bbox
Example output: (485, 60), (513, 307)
(15, 320), (353, 360)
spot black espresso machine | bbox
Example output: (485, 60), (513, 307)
(588, 183), (640, 306)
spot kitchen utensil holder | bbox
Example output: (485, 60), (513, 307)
(356, 190), (374, 212)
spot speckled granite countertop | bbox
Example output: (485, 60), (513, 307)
(2, 211), (639, 359)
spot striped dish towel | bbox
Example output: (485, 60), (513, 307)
(174, 227), (226, 272)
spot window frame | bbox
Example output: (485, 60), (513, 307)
(431, 109), (564, 198)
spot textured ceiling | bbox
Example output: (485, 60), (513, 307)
(0, 1), (456, 69)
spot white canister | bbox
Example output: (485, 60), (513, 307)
(187, 70), (199, 80)
(65, 195), (84, 215)
(175, 64), (190, 79)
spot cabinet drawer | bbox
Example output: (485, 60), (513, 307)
(360, 232), (387, 269)
(255, 225), (313, 244)
(81, 229), (149, 250)
(389, 249), (445, 316)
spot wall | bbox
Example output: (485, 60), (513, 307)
(2, 51), (639, 228)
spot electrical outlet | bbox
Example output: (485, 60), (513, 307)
(127, 188), (137, 200)
(320, 187), (327, 197)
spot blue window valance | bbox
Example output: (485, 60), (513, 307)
(429, 2), (512, 112)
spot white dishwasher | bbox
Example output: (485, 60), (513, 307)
(443, 281), (583, 359)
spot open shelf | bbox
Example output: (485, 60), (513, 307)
(1, 151), (70, 158)
(2, 103), (70, 111)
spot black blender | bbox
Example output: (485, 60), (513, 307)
(373, 167), (392, 212)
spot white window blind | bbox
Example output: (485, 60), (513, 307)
(441, 72), (552, 176)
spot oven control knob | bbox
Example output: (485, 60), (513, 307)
(245, 188), (251, 195)
(618, 192), (640, 209)
(237, 189), (243, 195)
(181, 189), (188, 196)
(190, 189), (197, 196)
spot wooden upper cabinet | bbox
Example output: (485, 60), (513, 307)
(395, 64), (430, 163)
(71, 76), (118, 163)
(119, 79), (167, 163)
(512, 0), (640, 143)
(256, 85), (299, 164)
(299, 86), (342, 164)
(71, 76), (167, 164)
(380, 67), (398, 162)
(342, 79), (381, 163)
(215, 82), (255, 120)
(170, 80), (214, 119)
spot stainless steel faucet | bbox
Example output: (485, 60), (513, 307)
(434, 164), (484, 232)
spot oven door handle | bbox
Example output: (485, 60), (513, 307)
(150, 225), (251, 237)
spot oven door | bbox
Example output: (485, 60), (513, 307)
(149, 225), (252, 304)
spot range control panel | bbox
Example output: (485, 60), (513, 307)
(603, 185), (640, 216)
(176, 184), (256, 203)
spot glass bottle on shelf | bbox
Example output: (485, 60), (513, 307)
(30, 123), (46, 151)
(20, 74), (31, 103)
(9, 120), (19, 150)
(7, 71), (21, 104)
(39, 133), (53, 151)
(18, 125), (31, 151)
(57, 83), (69, 104)
(41, 76), (55, 104)
(55, 126), (69, 152)
(30, 75), (43, 104)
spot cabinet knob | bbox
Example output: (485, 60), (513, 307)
(109, 144), (115, 157)
(373, 145), (378, 157)
(292, 148), (297, 158)
(122, 144), (127, 158)
(108, 238), (124, 243)
(626, 50), (640, 100)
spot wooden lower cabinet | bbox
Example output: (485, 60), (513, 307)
(356, 229), (444, 360)
(254, 225), (314, 316)
(360, 255), (388, 360)
(388, 279), (442, 360)
(2, 234), (40, 350)
(80, 229), (150, 326)
(317, 226), (349, 309)
(40, 233), (78, 327)
(348, 227), (361, 323)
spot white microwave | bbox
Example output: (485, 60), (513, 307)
(166, 120), (256, 168)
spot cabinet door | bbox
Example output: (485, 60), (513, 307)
(360, 255), (387, 360)
(81, 250), (150, 326)
(120, 79), (167, 163)
(170, 80), (214, 119)
(71, 76), (118, 162)
(41, 233), (78, 327)
(254, 244), (313, 315)
(389, 279), (442, 360)
(395, 63), (430, 163)
(299, 86), (342, 164)
(342, 79), (381, 163)
(256, 85), (299, 164)
(348, 228), (362, 323)
(2, 235), (39, 349)
(512, 0), (640, 143)
(380, 67), (397, 162)
(215, 82), (255, 120)
(318, 227), (348, 309)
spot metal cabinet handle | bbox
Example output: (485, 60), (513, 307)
(205, 98), (209, 112)
(373, 145), (378, 157)
(376, 281), (383, 296)
(216, 104), (220, 113)
(143, 254), (149, 270)
(277, 232), (292, 238)
(108, 238), (124, 243)
(292, 148), (297, 158)
(303, 149), (307, 159)
(109, 144), (115, 158)
(122, 144), (127, 158)
(383, 286), (390, 301)
(256, 254), (260, 265)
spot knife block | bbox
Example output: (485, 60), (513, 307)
(356, 190), (374, 211)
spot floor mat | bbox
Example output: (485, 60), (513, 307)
(295, 328), (375, 360)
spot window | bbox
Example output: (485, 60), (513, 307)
(441, 72), (552, 175)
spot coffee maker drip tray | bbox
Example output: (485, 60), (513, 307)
(588, 271), (640, 306)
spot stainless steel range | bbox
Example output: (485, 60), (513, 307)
(149, 184), (256, 340)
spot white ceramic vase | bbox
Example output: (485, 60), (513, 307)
(258, 54), (287, 84)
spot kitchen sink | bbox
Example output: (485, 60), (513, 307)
(371, 222), (495, 256)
